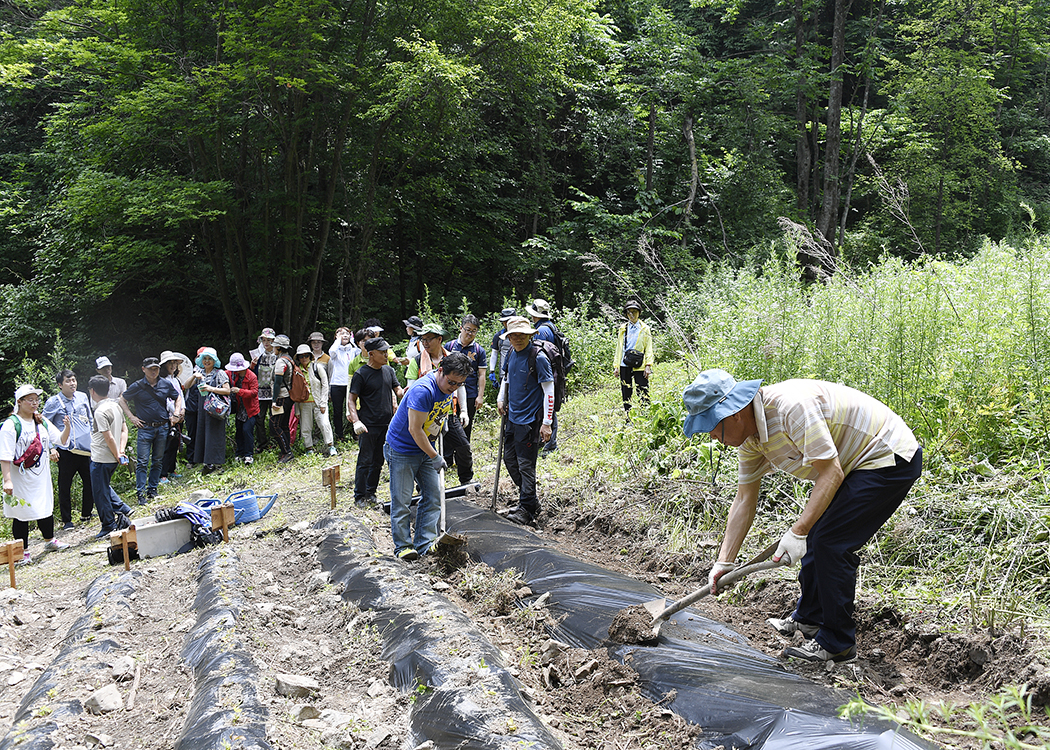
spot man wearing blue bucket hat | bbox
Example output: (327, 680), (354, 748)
(683, 369), (922, 664)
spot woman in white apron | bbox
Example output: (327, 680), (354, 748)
(1, 385), (72, 563)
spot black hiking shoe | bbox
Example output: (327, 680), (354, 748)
(505, 506), (536, 526)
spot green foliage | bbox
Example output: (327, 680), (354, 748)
(653, 238), (1050, 464)
(6, 330), (75, 407)
(840, 684), (1050, 749)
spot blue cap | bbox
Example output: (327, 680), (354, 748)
(682, 369), (762, 437)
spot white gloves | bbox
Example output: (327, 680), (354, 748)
(353, 421), (367, 435)
(459, 411), (470, 429)
(773, 530), (808, 565)
(708, 561), (737, 594)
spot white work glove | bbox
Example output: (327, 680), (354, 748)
(459, 411), (469, 429)
(773, 530), (808, 565)
(708, 561), (737, 594)
(353, 421), (367, 435)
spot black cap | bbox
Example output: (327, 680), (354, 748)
(403, 315), (424, 330)
(365, 338), (391, 353)
(142, 357), (161, 368)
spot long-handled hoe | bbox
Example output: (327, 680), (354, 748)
(612, 542), (785, 644)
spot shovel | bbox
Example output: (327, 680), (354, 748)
(436, 432), (467, 547)
(642, 541), (784, 638)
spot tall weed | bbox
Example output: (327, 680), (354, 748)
(659, 237), (1050, 465)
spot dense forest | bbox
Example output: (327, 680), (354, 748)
(1, 0), (1048, 377)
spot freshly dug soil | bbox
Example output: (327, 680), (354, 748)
(607, 605), (658, 645)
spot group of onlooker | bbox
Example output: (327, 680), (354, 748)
(1, 297), (655, 564)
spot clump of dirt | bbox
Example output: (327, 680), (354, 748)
(538, 646), (701, 749)
(447, 560), (532, 615)
(608, 605), (657, 644)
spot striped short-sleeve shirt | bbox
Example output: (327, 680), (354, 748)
(738, 380), (918, 485)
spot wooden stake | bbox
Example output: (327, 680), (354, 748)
(322, 464), (341, 509)
(210, 505), (235, 543)
(127, 663), (142, 710)
(120, 531), (131, 571)
(4, 540), (23, 589)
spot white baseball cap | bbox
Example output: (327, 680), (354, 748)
(14, 385), (43, 402)
(96, 356), (113, 369)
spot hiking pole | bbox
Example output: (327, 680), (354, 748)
(492, 411), (507, 513)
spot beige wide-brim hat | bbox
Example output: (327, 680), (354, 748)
(525, 299), (551, 319)
(500, 316), (538, 339)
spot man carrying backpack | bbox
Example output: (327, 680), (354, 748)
(527, 299), (572, 454)
(496, 316), (554, 526)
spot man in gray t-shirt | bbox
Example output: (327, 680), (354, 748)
(88, 375), (133, 538)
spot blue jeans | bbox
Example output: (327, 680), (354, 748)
(89, 461), (133, 531)
(135, 424), (168, 498)
(384, 443), (442, 556)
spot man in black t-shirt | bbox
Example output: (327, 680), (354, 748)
(348, 338), (405, 508)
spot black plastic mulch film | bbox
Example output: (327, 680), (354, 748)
(441, 498), (938, 750)
(1, 572), (139, 750)
(176, 550), (271, 750)
(316, 515), (566, 750)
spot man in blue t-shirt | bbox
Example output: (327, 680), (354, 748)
(384, 352), (472, 560)
(496, 317), (554, 526)
(527, 298), (560, 453)
(119, 357), (181, 505)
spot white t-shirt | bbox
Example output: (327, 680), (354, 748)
(0, 415), (62, 521)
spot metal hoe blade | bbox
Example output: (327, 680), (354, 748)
(643, 542), (782, 639)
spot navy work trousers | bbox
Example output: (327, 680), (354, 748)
(793, 447), (923, 655)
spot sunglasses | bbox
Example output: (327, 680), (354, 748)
(445, 377), (466, 388)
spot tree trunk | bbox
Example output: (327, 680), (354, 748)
(838, 0), (884, 251)
(794, 0), (811, 214)
(935, 172), (944, 253)
(816, 0), (852, 262)
(681, 116), (699, 251)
